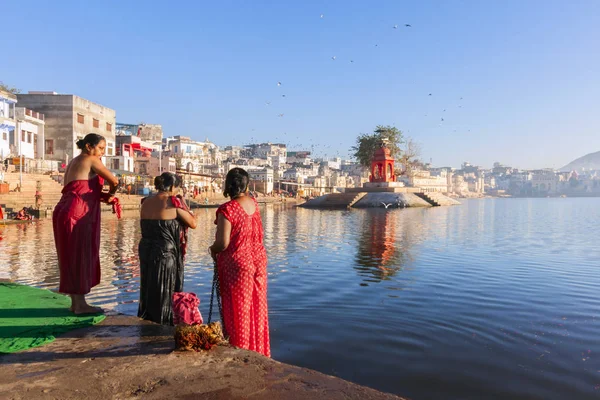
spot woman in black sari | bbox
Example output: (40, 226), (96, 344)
(138, 173), (197, 325)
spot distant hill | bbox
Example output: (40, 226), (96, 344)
(561, 151), (600, 172)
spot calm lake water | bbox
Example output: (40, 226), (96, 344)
(1, 198), (599, 399)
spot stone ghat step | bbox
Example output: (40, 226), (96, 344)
(304, 192), (366, 208)
(0, 195), (146, 210)
(415, 192), (461, 206)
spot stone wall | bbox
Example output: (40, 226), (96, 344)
(16, 94), (73, 163)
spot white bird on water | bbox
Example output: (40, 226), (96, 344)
(381, 202), (393, 209)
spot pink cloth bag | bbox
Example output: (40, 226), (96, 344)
(172, 292), (203, 325)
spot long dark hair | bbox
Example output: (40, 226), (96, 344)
(76, 133), (105, 151)
(224, 168), (249, 198)
(154, 172), (182, 192)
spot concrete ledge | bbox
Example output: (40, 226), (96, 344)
(353, 192), (431, 208)
(0, 315), (404, 400)
(303, 192), (432, 209)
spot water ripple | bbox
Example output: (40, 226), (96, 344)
(0, 199), (599, 399)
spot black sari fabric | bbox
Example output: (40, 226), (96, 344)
(138, 219), (184, 325)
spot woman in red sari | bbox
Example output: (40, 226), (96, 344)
(53, 133), (119, 314)
(210, 168), (270, 357)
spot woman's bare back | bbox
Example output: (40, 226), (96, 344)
(140, 194), (178, 220)
(64, 155), (96, 186)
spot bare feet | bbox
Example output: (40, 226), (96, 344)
(69, 294), (103, 314)
(71, 304), (103, 315)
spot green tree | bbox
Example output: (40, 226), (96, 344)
(351, 125), (404, 167)
(0, 81), (20, 95)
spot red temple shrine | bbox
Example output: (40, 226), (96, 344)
(369, 141), (396, 183)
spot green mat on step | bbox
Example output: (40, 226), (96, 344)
(0, 282), (105, 354)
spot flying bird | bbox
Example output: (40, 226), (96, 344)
(282, 94), (286, 98)
(320, 14), (324, 19)
(441, 118), (444, 122)
(350, 60), (354, 63)
(393, 24), (398, 29)
(405, 24), (412, 27)
(277, 82), (282, 86)
(331, 56), (336, 60)
(428, 93), (432, 96)
(278, 113), (284, 117)
(265, 101), (271, 106)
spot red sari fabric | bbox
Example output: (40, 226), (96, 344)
(170, 196), (189, 258)
(215, 197), (270, 357)
(53, 176), (103, 295)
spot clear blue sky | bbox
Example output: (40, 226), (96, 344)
(3, 0), (599, 169)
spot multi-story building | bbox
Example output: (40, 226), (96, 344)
(246, 143), (287, 164)
(135, 154), (177, 177)
(223, 146), (244, 160)
(226, 164), (274, 193)
(326, 157), (342, 170)
(287, 151), (311, 165)
(404, 170), (448, 192)
(531, 170), (559, 194)
(105, 134), (156, 172)
(0, 90), (17, 159)
(14, 107), (45, 160)
(165, 136), (220, 169)
(16, 92), (116, 163)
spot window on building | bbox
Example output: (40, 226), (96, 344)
(93, 118), (99, 128)
(45, 139), (54, 155)
(2, 132), (6, 141)
(28, 132), (32, 143)
(21, 130), (26, 142)
(106, 122), (112, 132)
(107, 142), (114, 156)
(77, 114), (85, 124)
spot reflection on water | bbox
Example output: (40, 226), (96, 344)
(1, 199), (600, 400)
(355, 209), (413, 283)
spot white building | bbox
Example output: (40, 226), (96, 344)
(166, 136), (220, 170)
(14, 107), (45, 160)
(287, 151), (311, 165)
(531, 170), (559, 194)
(283, 168), (305, 183)
(326, 157), (342, 170)
(226, 164), (274, 194)
(0, 90), (17, 159)
(403, 170), (448, 192)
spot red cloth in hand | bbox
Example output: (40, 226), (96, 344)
(171, 195), (189, 258)
(111, 197), (122, 219)
(100, 193), (122, 219)
(172, 292), (203, 325)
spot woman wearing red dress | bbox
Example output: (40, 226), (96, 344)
(210, 168), (270, 357)
(53, 134), (119, 314)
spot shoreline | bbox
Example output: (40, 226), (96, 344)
(0, 314), (405, 400)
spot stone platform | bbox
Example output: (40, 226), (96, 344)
(301, 189), (459, 209)
(0, 315), (405, 400)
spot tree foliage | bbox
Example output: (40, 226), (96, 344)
(0, 81), (20, 95)
(351, 125), (404, 167)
